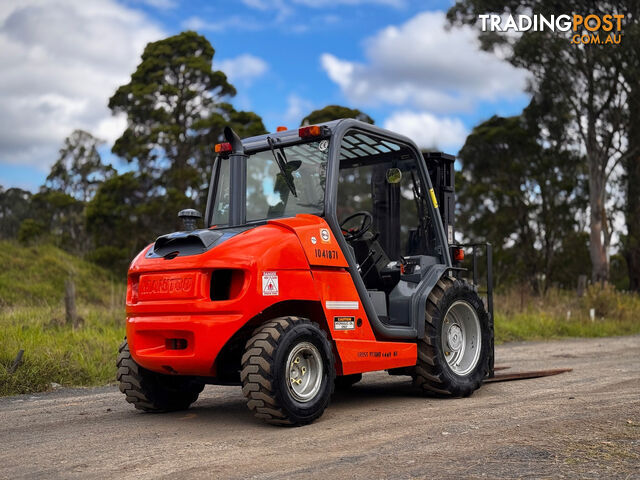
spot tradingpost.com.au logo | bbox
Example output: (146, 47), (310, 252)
(479, 13), (624, 45)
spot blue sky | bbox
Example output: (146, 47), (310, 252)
(0, 0), (530, 191)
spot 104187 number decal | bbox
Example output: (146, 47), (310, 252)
(314, 248), (339, 260)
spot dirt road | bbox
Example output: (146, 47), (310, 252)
(1, 336), (638, 479)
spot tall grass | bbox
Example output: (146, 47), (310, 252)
(0, 305), (125, 396)
(494, 284), (640, 343)
(0, 241), (126, 396)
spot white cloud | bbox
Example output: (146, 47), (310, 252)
(217, 54), (269, 85)
(383, 111), (468, 151)
(284, 94), (314, 125)
(321, 11), (529, 113)
(0, 0), (164, 170)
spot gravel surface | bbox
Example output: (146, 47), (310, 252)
(1, 336), (638, 479)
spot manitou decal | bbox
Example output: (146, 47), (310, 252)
(320, 228), (331, 243)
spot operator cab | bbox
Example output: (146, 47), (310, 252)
(335, 129), (446, 325)
(205, 120), (452, 332)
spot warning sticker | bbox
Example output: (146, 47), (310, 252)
(334, 316), (355, 330)
(262, 271), (279, 296)
(429, 188), (439, 208)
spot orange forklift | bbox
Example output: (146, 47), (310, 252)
(117, 119), (494, 425)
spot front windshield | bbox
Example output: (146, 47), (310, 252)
(212, 139), (328, 225)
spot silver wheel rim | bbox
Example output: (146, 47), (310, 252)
(441, 300), (481, 376)
(286, 342), (323, 403)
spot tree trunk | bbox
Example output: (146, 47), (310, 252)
(587, 158), (609, 284)
(582, 53), (609, 285)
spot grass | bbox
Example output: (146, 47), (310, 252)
(494, 284), (640, 343)
(0, 241), (126, 396)
(0, 305), (125, 396)
(0, 241), (639, 396)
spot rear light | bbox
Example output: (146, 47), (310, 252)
(276, 126), (287, 132)
(299, 125), (323, 138)
(128, 275), (139, 303)
(452, 247), (465, 262)
(215, 142), (232, 153)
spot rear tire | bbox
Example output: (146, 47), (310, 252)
(335, 373), (362, 390)
(116, 339), (204, 412)
(241, 317), (335, 426)
(414, 277), (490, 397)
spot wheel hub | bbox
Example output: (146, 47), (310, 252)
(441, 300), (482, 376)
(447, 324), (463, 351)
(286, 342), (323, 402)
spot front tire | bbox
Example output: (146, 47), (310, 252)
(414, 277), (490, 397)
(241, 317), (335, 426)
(116, 339), (204, 412)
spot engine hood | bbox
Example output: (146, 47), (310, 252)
(146, 225), (257, 260)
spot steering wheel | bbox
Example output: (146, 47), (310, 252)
(340, 211), (373, 241)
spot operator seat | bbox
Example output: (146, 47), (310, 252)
(348, 231), (401, 293)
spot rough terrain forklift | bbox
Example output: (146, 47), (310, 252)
(117, 119), (494, 426)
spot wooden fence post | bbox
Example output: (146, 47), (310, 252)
(577, 275), (587, 297)
(65, 278), (78, 328)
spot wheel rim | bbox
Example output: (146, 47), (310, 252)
(441, 300), (481, 376)
(286, 342), (324, 403)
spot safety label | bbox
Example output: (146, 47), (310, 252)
(262, 271), (279, 296)
(334, 316), (355, 330)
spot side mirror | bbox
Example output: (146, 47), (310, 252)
(178, 209), (202, 231)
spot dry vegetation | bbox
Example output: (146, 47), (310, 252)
(494, 284), (640, 343)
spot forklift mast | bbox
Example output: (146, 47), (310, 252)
(424, 152), (456, 246)
(425, 151), (494, 377)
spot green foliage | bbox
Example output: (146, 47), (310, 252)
(610, 254), (630, 291)
(447, 0), (639, 284)
(17, 189), (88, 252)
(104, 31), (267, 254)
(494, 286), (640, 343)
(0, 306), (124, 396)
(457, 113), (585, 289)
(17, 218), (46, 244)
(0, 187), (32, 239)
(301, 105), (374, 126)
(109, 31), (265, 202)
(85, 246), (131, 272)
(224, 105), (268, 138)
(0, 240), (121, 307)
(46, 130), (115, 202)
